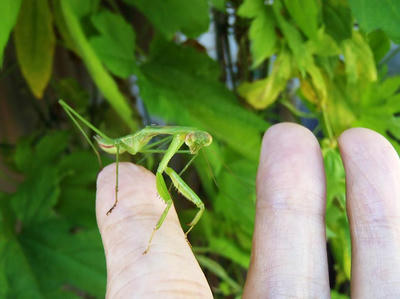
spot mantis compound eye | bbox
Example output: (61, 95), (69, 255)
(185, 131), (213, 154)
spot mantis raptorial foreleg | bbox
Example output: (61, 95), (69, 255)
(144, 134), (186, 253)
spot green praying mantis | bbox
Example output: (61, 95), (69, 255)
(58, 100), (212, 254)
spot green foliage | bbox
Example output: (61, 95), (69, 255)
(1, 132), (105, 298)
(90, 10), (136, 78)
(349, 0), (400, 43)
(0, 0), (22, 66)
(138, 39), (268, 160)
(14, 0), (55, 98)
(237, 0), (276, 67)
(1, 0), (400, 297)
(60, 0), (137, 130)
(123, 0), (210, 39)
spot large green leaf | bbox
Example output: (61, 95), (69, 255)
(90, 10), (136, 78)
(138, 41), (268, 161)
(367, 30), (391, 63)
(348, 0), (400, 43)
(284, 0), (320, 40)
(237, 0), (277, 67)
(124, 0), (209, 38)
(322, 0), (352, 43)
(14, 0), (55, 98)
(0, 0), (22, 67)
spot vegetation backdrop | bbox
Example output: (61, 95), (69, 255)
(1, 0), (400, 298)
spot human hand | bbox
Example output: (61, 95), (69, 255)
(96, 123), (400, 298)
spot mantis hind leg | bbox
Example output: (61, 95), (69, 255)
(106, 143), (120, 215)
(164, 167), (205, 236)
(143, 171), (173, 254)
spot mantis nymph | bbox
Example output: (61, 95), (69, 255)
(58, 100), (212, 254)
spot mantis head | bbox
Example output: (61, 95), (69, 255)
(185, 131), (213, 154)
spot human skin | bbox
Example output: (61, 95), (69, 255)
(96, 123), (400, 298)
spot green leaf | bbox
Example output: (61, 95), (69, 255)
(323, 146), (345, 209)
(343, 32), (377, 84)
(322, 0), (352, 43)
(57, 151), (99, 228)
(209, 237), (250, 268)
(138, 41), (268, 161)
(238, 50), (292, 109)
(238, 0), (277, 67)
(331, 290), (350, 299)
(210, 0), (225, 10)
(348, 0), (400, 43)
(283, 0), (320, 40)
(355, 84), (400, 152)
(123, 0), (210, 38)
(272, 0), (312, 73)
(90, 10), (136, 78)
(196, 255), (241, 294)
(11, 166), (60, 226)
(0, 0), (22, 67)
(52, 0), (99, 54)
(3, 221), (106, 298)
(52, 78), (90, 111)
(58, 151), (99, 186)
(60, 0), (138, 130)
(323, 146), (351, 284)
(69, 0), (100, 19)
(19, 220), (106, 297)
(306, 29), (340, 57)
(34, 131), (70, 169)
(367, 30), (391, 63)
(14, 131), (70, 173)
(2, 238), (44, 298)
(14, 0), (55, 98)
(214, 159), (257, 237)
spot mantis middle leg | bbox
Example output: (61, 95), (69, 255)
(106, 143), (120, 215)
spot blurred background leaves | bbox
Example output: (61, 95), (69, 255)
(1, 0), (400, 297)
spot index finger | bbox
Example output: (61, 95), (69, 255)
(244, 123), (330, 298)
(96, 162), (212, 298)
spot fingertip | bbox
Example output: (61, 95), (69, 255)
(262, 122), (318, 145)
(260, 122), (320, 163)
(338, 127), (395, 157)
(337, 129), (400, 297)
(245, 123), (329, 297)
